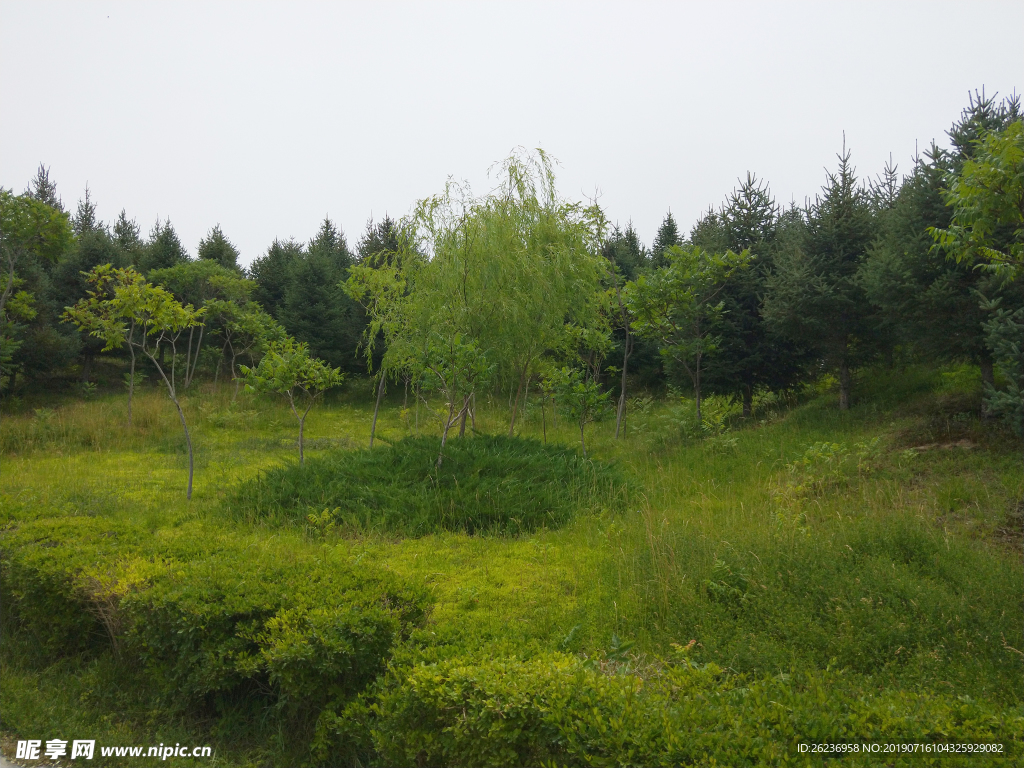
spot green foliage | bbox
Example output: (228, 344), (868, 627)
(197, 224), (241, 269)
(982, 303), (1024, 439)
(231, 435), (630, 536)
(1, 514), (429, 750)
(546, 365), (611, 457)
(372, 652), (1022, 767)
(934, 120), (1024, 274)
(241, 337), (344, 463)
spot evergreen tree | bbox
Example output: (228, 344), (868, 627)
(357, 215), (402, 268)
(602, 222), (647, 281)
(140, 219), (189, 273)
(113, 210), (144, 266)
(249, 238), (303, 318)
(308, 216), (353, 271)
(764, 145), (879, 410)
(650, 211), (682, 268)
(197, 224), (241, 270)
(71, 185), (102, 236)
(695, 174), (806, 415)
(25, 163), (63, 212)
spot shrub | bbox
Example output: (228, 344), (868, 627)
(372, 652), (1024, 767)
(1, 515), (430, 744)
(230, 435), (631, 536)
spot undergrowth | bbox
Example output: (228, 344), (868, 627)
(229, 434), (632, 536)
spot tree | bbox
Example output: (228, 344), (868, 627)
(64, 265), (147, 424)
(249, 238), (302, 319)
(205, 298), (286, 398)
(357, 215), (403, 268)
(149, 260), (252, 389)
(24, 163), (64, 212)
(242, 338), (344, 465)
(71, 185), (102, 235)
(64, 266), (205, 497)
(0, 189), (74, 390)
(626, 245), (749, 424)
(933, 119), (1024, 273)
(764, 145), (878, 410)
(546, 365), (610, 457)
(692, 174), (807, 416)
(198, 224), (241, 270)
(113, 210), (144, 266)
(140, 219), (189, 273)
(650, 211), (682, 268)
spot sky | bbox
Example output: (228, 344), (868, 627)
(1, 1), (1022, 266)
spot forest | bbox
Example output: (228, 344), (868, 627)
(0, 91), (1021, 767)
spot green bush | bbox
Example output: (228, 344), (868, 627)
(372, 652), (1024, 767)
(0, 515), (147, 657)
(230, 435), (631, 536)
(1, 515), (430, 741)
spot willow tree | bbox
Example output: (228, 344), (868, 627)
(347, 150), (609, 461)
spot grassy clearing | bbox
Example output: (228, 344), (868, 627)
(1, 365), (1022, 765)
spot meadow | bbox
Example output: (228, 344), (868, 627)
(1, 363), (1022, 767)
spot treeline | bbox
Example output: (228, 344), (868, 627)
(1, 91), (1021, 449)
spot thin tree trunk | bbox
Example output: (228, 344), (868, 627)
(838, 359), (851, 411)
(437, 401), (456, 467)
(415, 382), (420, 432)
(742, 385), (752, 419)
(615, 332), (632, 439)
(542, 396), (547, 443)
(369, 374), (386, 448)
(458, 393), (470, 437)
(172, 397), (194, 501)
(508, 364), (528, 436)
(127, 344), (136, 427)
(186, 324), (204, 389)
(580, 421), (587, 458)
(470, 392), (476, 430)
(694, 355), (703, 425)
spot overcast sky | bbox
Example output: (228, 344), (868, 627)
(2, 1), (1021, 266)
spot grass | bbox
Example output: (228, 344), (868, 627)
(230, 434), (632, 536)
(1, 365), (1022, 765)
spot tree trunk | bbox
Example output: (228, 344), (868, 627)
(615, 332), (632, 439)
(542, 397), (547, 443)
(470, 392), (476, 430)
(694, 356), (703, 426)
(508, 365), (528, 436)
(742, 385), (752, 419)
(127, 346), (136, 426)
(437, 401), (456, 468)
(172, 397), (194, 501)
(838, 359), (851, 411)
(458, 393), (470, 437)
(369, 374), (386, 448)
(579, 421), (587, 458)
(81, 353), (94, 384)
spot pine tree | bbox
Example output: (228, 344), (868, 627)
(198, 224), (241, 270)
(650, 211), (682, 268)
(764, 145), (879, 410)
(140, 219), (189, 273)
(308, 216), (353, 271)
(696, 174), (806, 415)
(72, 185), (102, 235)
(357, 215), (402, 268)
(113, 210), (144, 266)
(25, 164), (63, 212)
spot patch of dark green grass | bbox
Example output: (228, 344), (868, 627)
(229, 435), (631, 536)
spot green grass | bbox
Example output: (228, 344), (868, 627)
(1, 365), (1022, 765)
(230, 434), (632, 536)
